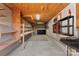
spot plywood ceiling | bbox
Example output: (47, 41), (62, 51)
(4, 3), (69, 24)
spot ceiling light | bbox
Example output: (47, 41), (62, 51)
(35, 14), (40, 21)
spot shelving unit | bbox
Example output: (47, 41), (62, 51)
(21, 24), (33, 32)
(21, 23), (33, 47)
(19, 18), (33, 48)
(0, 31), (16, 41)
(0, 4), (14, 43)
(0, 4), (21, 55)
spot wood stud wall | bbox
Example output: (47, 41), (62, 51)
(76, 3), (79, 29)
(12, 8), (21, 40)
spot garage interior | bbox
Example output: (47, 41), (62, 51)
(0, 3), (79, 56)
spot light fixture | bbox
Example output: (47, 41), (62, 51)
(35, 14), (40, 21)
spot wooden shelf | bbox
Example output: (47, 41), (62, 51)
(21, 31), (33, 37)
(21, 27), (32, 28)
(0, 31), (16, 35)
(0, 14), (6, 17)
(0, 8), (5, 10)
(0, 38), (19, 51)
(21, 25), (32, 27)
(0, 22), (11, 27)
(0, 15), (6, 17)
(21, 28), (32, 30)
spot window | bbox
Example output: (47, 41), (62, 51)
(60, 16), (74, 36)
(53, 22), (60, 33)
(53, 16), (74, 36)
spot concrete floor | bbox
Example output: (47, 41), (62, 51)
(8, 35), (67, 56)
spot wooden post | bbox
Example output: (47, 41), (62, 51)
(22, 23), (25, 47)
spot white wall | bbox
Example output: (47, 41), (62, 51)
(46, 4), (78, 52)
(47, 4), (78, 41)
(35, 25), (46, 35)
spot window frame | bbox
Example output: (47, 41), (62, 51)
(53, 16), (74, 36)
